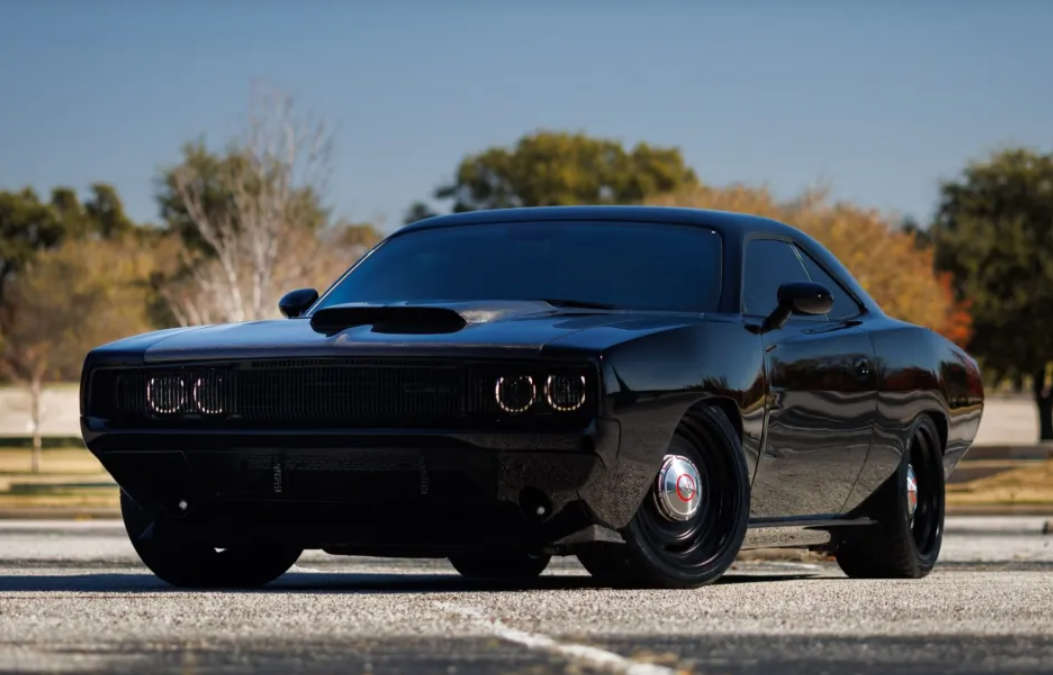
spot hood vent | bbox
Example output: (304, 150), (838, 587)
(308, 300), (562, 335)
(310, 305), (469, 335)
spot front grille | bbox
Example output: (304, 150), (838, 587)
(87, 358), (597, 430)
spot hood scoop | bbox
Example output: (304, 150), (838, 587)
(309, 300), (557, 335)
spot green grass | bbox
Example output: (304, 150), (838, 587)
(0, 488), (119, 510)
(0, 446), (117, 512)
(0, 447), (106, 475)
(948, 459), (1053, 507)
(0, 436), (86, 450)
(1, 439), (1052, 514)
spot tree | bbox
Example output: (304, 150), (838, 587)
(83, 183), (137, 239)
(403, 200), (438, 225)
(0, 238), (156, 470)
(156, 82), (334, 324)
(649, 183), (972, 346)
(427, 130), (698, 213)
(931, 147), (1053, 439)
(0, 188), (65, 307)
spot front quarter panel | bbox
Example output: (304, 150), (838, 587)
(548, 316), (766, 528)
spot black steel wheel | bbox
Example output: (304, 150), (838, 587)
(448, 551), (551, 579)
(578, 404), (750, 589)
(120, 491), (303, 588)
(835, 415), (945, 578)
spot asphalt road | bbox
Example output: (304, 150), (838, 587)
(2, 519), (1052, 675)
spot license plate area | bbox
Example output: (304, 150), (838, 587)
(185, 448), (498, 503)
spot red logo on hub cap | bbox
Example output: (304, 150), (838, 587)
(675, 473), (697, 502)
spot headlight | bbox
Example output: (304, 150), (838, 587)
(495, 375), (536, 413)
(192, 376), (226, 414)
(545, 374), (587, 412)
(146, 375), (186, 414)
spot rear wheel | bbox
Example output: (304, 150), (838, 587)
(121, 492), (303, 588)
(577, 404), (750, 589)
(835, 415), (945, 578)
(448, 551), (551, 579)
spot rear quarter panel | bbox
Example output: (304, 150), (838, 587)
(841, 316), (984, 514)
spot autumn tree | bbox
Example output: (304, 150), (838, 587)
(402, 201), (439, 225)
(423, 130), (698, 214)
(0, 189), (65, 307)
(648, 184), (972, 345)
(0, 238), (156, 470)
(931, 148), (1053, 439)
(155, 82), (334, 324)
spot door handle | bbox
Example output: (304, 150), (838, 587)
(854, 357), (872, 379)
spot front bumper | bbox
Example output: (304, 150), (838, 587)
(83, 417), (638, 552)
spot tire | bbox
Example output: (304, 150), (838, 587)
(448, 551), (551, 579)
(835, 415), (945, 579)
(120, 491), (303, 589)
(577, 404), (750, 589)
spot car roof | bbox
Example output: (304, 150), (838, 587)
(398, 205), (800, 238)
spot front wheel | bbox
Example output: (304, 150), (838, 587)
(835, 415), (945, 578)
(578, 404), (751, 589)
(121, 492), (303, 588)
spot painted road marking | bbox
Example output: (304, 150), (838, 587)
(438, 602), (679, 675)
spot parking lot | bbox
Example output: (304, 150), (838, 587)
(2, 518), (1052, 674)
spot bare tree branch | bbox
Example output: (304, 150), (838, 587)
(166, 82), (334, 323)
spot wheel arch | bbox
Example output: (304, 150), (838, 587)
(683, 396), (744, 446)
(921, 408), (949, 455)
(578, 320), (764, 530)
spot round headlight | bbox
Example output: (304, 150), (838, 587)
(545, 374), (587, 412)
(192, 377), (225, 414)
(495, 375), (535, 413)
(146, 375), (186, 414)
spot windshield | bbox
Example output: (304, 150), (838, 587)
(312, 220), (723, 313)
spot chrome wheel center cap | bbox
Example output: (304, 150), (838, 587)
(906, 464), (919, 520)
(654, 454), (703, 522)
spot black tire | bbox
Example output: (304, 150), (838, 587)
(835, 415), (945, 579)
(577, 404), (750, 589)
(448, 551), (551, 579)
(121, 491), (303, 589)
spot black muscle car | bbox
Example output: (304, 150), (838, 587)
(80, 205), (984, 589)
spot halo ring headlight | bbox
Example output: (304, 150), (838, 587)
(192, 377), (225, 415)
(146, 375), (186, 414)
(545, 374), (587, 412)
(495, 375), (536, 413)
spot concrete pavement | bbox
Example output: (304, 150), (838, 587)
(2, 519), (1053, 674)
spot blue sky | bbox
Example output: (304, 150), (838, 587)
(1, 1), (1050, 233)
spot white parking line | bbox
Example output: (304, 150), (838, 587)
(438, 602), (678, 675)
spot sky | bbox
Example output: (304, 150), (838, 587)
(1, 1), (1050, 234)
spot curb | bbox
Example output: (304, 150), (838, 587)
(944, 516), (1052, 535)
(0, 511), (1049, 536)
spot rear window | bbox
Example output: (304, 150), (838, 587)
(313, 220), (723, 313)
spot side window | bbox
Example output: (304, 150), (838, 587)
(742, 239), (811, 317)
(794, 247), (863, 321)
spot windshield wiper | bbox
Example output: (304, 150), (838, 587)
(539, 298), (617, 310)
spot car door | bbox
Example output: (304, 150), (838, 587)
(742, 237), (878, 519)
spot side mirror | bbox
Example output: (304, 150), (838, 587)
(761, 281), (833, 332)
(278, 288), (319, 319)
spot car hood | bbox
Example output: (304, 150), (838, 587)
(120, 300), (707, 364)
